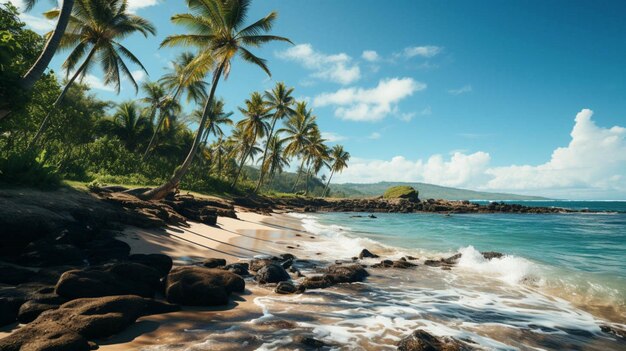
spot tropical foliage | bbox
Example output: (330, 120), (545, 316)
(0, 0), (349, 198)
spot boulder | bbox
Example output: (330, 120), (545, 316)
(372, 260), (418, 269)
(0, 297), (23, 326)
(202, 258), (227, 268)
(83, 238), (131, 264)
(0, 263), (35, 285)
(481, 251), (504, 260)
(165, 266), (245, 306)
(55, 262), (162, 299)
(17, 243), (86, 267)
(223, 263), (250, 276)
(358, 249), (380, 259)
(397, 329), (471, 351)
(255, 263), (291, 284)
(128, 253), (173, 277)
(0, 295), (179, 351)
(17, 301), (59, 324)
(275, 281), (297, 294)
(293, 335), (332, 348)
(302, 264), (369, 289)
(249, 258), (273, 272)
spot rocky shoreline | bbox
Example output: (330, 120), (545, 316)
(1, 186), (618, 351)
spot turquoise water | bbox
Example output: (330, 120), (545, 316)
(307, 201), (626, 314)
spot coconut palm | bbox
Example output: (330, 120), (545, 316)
(254, 82), (295, 192)
(19, 0), (75, 90)
(260, 136), (289, 190)
(140, 82), (183, 158)
(29, 0), (156, 147)
(142, 0), (292, 200)
(302, 128), (328, 195)
(107, 101), (152, 151)
(280, 101), (317, 192)
(231, 92), (270, 188)
(195, 98), (233, 145)
(323, 145), (350, 197)
(143, 53), (208, 158)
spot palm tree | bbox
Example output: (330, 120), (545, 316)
(143, 53), (208, 158)
(142, 0), (292, 200)
(19, 0), (75, 90)
(254, 82), (295, 192)
(323, 145), (350, 197)
(29, 0), (156, 147)
(231, 92), (270, 188)
(107, 101), (152, 151)
(195, 98), (233, 145)
(302, 128), (328, 195)
(260, 136), (289, 190)
(280, 101), (317, 192)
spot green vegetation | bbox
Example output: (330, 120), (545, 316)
(333, 181), (549, 201)
(383, 185), (419, 200)
(0, 1), (349, 199)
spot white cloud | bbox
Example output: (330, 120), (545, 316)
(18, 13), (54, 33)
(127, 0), (159, 12)
(449, 85), (473, 95)
(332, 109), (626, 199)
(276, 44), (361, 85)
(362, 50), (380, 62)
(130, 70), (147, 83)
(483, 109), (626, 197)
(321, 132), (347, 142)
(401, 46), (443, 58)
(313, 77), (426, 122)
(81, 75), (115, 92)
(368, 132), (381, 139)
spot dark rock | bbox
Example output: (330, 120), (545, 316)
(0, 295), (179, 351)
(275, 281), (297, 294)
(83, 238), (131, 264)
(202, 258), (227, 268)
(255, 263), (291, 284)
(0, 297), (23, 326)
(55, 262), (162, 299)
(280, 253), (296, 261)
(165, 266), (244, 306)
(372, 260), (394, 268)
(293, 335), (331, 348)
(129, 253), (173, 277)
(0, 263), (35, 285)
(224, 263), (250, 276)
(397, 329), (470, 351)
(372, 260), (417, 269)
(17, 301), (59, 323)
(481, 251), (504, 260)
(600, 324), (626, 338)
(250, 258), (273, 272)
(18, 244), (86, 267)
(442, 253), (462, 264)
(301, 275), (332, 289)
(302, 264), (369, 289)
(358, 249), (380, 259)
(404, 256), (418, 261)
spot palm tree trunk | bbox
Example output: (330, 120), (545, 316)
(141, 61), (226, 200)
(254, 115), (278, 193)
(28, 46), (97, 149)
(231, 129), (258, 189)
(304, 164), (312, 196)
(323, 169), (335, 198)
(19, 0), (75, 91)
(291, 157), (306, 192)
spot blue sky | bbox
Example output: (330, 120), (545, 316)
(12, 0), (626, 199)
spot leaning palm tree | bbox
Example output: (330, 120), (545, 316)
(260, 136), (289, 191)
(29, 0), (156, 147)
(231, 92), (270, 188)
(143, 53), (208, 158)
(254, 82), (295, 192)
(142, 0), (292, 200)
(280, 101), (317, 192)
(323, 145), (350, 197)
(19, 0), (75, 90)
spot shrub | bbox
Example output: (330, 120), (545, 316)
(383, 186), (419, 201)
(0, 150), (61, 189)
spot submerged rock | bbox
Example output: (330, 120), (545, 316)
(302, 264), (369, 289)
(372, 260), (418, 269)
(0, 295), (179, 351)
(275, 281), (298, 294)
(165, 266), (244, 306)
(397, 329), (471, 351)
(224, 263), (250, 276)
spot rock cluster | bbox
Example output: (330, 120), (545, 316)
(397, 329), (475, 351)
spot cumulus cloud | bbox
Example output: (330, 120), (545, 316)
(449, 85), (473, 95)
(400, 45), (443, 58)
(276, 44), (360, 85)
(127, 0), (160, 12)
(331, 109), (626, 199)
(483, 109), (626, 197)
(321, 132), (347, 142)
(362, 50), (380, 62)
(130, 70), (147, 83)
(81, 75), (115, 92)
(313, 77), (426, 122)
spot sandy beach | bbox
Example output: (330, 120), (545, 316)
(96, 209), (312, 351)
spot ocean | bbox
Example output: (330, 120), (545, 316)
(273, 201), (626, 350)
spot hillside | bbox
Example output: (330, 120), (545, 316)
(329, 181), (549, 200)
